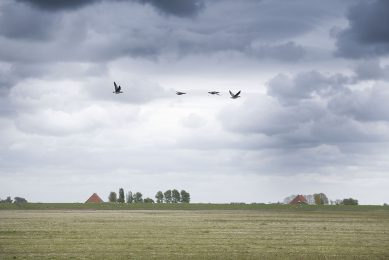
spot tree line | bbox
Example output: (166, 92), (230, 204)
(283, 193), (359, 205)
(0, 196), (28, 203)
(108, 188), (190, 203)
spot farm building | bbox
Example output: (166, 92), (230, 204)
(289, 195), (308, 205)
(85, 193), (104, 203)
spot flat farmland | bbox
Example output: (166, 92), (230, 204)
(1, 208), (389, 259)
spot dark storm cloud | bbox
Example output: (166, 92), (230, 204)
(0, 2), (58, 40)
(139, 0), (204, 17)
(0, 0), (347, 65)
(15, 0), (100, 11)
(335, 0), (389, 58)
(15, 0), (204, 16)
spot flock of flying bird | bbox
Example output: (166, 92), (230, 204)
(113, 82), (241, 99)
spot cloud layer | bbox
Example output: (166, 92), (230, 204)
(1, 0), (389, 204)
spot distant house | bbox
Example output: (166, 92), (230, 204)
(289, 195), (308, 205)
(85, 193), (104, 203)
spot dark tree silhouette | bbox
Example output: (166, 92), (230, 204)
(180, 190), (190, 203)
(164, 190), (172, 203)
(155, 191), (164, 203)
(108, 192), (117, 202)
(118, 188), (125, 203)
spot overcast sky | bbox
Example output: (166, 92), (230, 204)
(1, 0), (389, 204)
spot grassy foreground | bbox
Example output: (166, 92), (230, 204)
(1, 208), (389, 259)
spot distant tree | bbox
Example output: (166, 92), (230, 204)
(172, 189), (181, 203)
(155, 191), (164, 203)
(0, 196), (13, 203)
(334, 199), (343, 205)
(314, 194), (320, 205)
(321, 193), (329, 205)
(118, 188), (125, 203)
(126, 191), (133, 203)
(305, 195), (315, 205)
(13, 197), (27, 203)
(314, 193), (329, 205)
(342, 198), (358, 205)
(133, 192), (143, 203)
(108, 192), (117, 202)
(144, 198), (154, 203)
(4, 196), (12, 203)
(180, 190), (190, 203)
(164, 190), (172, 203)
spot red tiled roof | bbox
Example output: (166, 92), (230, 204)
(289, 195), (307, 205)
(85, 193), (104, 203)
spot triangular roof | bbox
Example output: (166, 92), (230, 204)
(85, 193), (104, 203)
(289, 195), (307, 205)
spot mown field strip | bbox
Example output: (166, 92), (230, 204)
(0, 210), (388, 259)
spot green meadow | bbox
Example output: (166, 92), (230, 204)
(0, 204), (388, 259)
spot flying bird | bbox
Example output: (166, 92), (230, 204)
(113, 82), (123, 94)
(208, 91), (220, 95)
(176, 91), (186, 95)
(229, 90), (241, 99)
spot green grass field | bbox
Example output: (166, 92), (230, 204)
(1, 205), (388, 259)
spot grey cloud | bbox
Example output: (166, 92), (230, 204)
(249, 41), (305, 62)
(221, 97), (325, 138)
(180, 113), (207, 129)
(0, 2), (59, 40)
(15, 107), (106, 136)
(15, 0), (100, 11)
(0, 65), (14, 96)
(354, 60), (384, 80)
(220, 70), (389, 151)
(220, 97), (385, 151)
(335, 0), (389, 58)
(328, 83), (389, 122)
(267, 71), (352, 105)
(15, 0), (204, 16)
(353, 59), (389, 81)
(214, 92), (387, 178)
(0, 62), (61, 98)
(139, 0), (204, 17)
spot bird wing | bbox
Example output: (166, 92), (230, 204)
(235, 90), (241, 96)
(229, 90), (234, 97)
(114, 82), (118, 91)
(118, 86), (121, 92)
